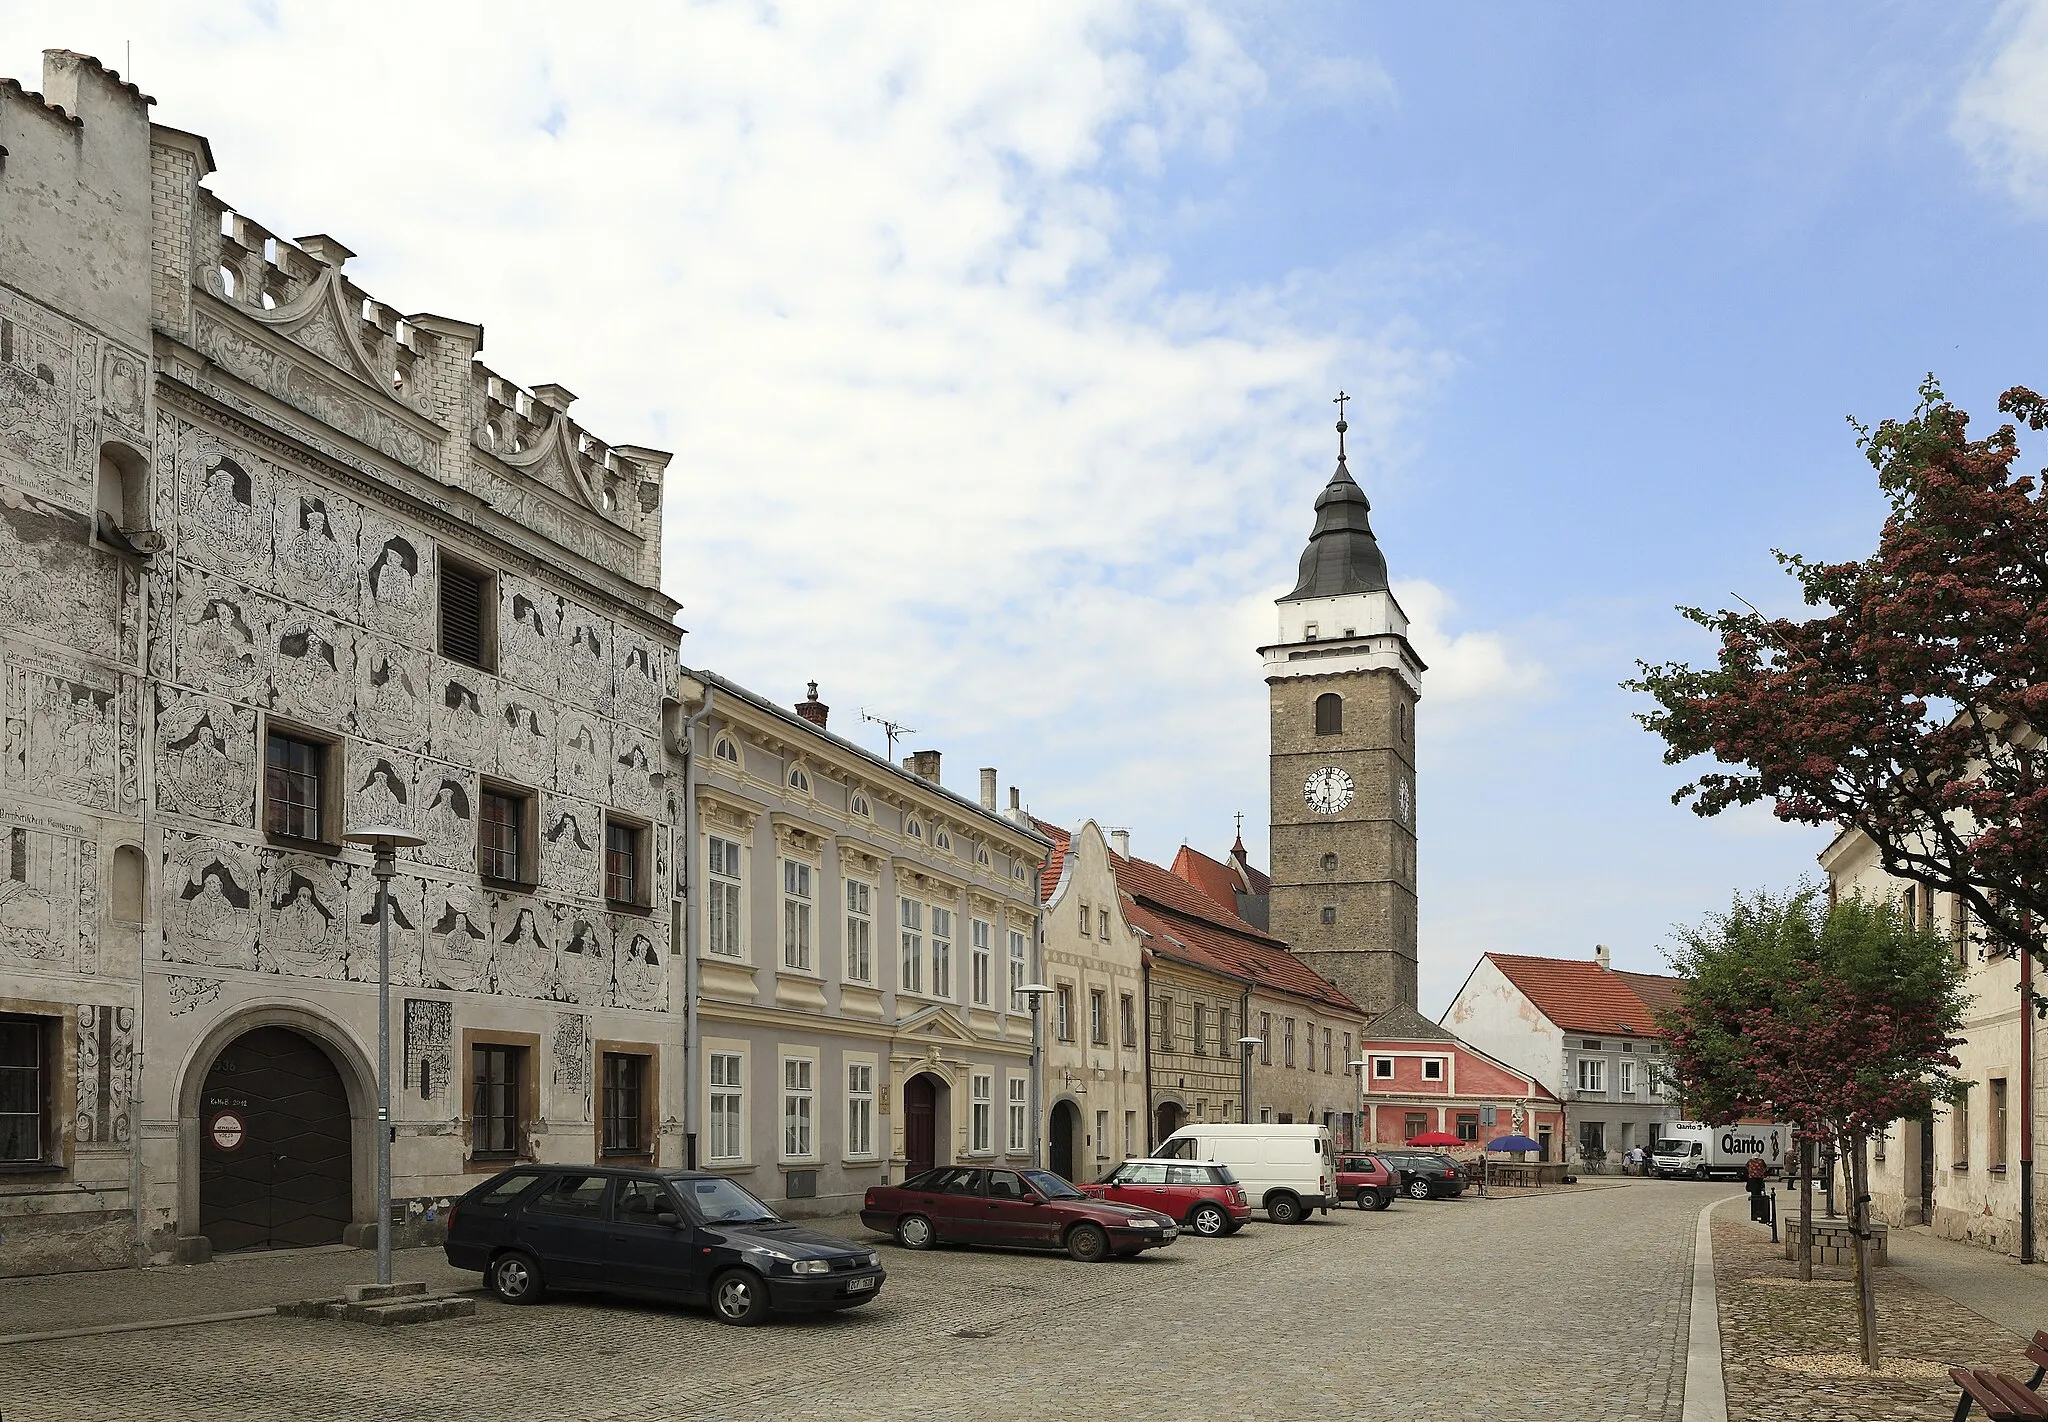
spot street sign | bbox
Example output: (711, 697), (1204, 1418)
(209, 1110), (246, 1152)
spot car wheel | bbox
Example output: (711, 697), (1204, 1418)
(1369, 1190), (1394, 1212)
(1066, 1223), (1110, 1263)
(1354, 1188), (1376, 1210)
(488, 1249), (545, 1305)
(1267, 1194), (1304, 1225)
(1189, 1203), (1229, 1237)
(1406, 1178), (1432, 1200)
(710, 1268), (771, 1327)
(896, 1214), (938, 1251)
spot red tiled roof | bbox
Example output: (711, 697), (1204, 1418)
(1615, 969), (1685, 1021)
(1115, 852), (1363, 1017)
(1170, 844), (1241, 916)
(1030, 816), (1071, 905)
(1484, 953), (1677, 1037)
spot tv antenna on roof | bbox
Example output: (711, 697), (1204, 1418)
(859, 707), (917, 762)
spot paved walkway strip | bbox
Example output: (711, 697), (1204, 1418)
(0, 1308), (278, 1347)
(1684, 1196), (1730, 1422)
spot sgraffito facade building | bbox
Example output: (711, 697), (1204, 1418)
(0, 51), (683, 1273)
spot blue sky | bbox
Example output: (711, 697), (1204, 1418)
(13, 2), (2048, 1011)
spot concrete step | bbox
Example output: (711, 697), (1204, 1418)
(276, 1290), (477, 1325)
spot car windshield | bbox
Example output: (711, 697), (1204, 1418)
(1653, 1140), (1688, 1155)
(678, 1176), (779, 1224)
(1022, 1169), (1086, 1200)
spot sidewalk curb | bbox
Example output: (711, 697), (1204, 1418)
(1682, 1195), (1731, 1422)
(0, 1307), (279, 1347)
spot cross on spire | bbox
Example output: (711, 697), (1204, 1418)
(1333, 390), (1350, 460)
(1234, 809), (1244, 838)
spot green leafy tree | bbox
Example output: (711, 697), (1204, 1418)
(1661, 887), (1968, 1365)
(1628, 378), (2048, 966)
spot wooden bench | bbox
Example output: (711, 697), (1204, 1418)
(1950, 1333), (2048, 1421)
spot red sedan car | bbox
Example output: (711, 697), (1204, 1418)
(1079, 1159), (1252, 1237)
(861, 1165), (1179, 1262)
(1336, 1153), (1396, 1211)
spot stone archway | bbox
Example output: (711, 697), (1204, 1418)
(177, 1003), (377, 1253)
(1050, 1099), (1082, 1181)
(1154, 1100), (1185, 1151)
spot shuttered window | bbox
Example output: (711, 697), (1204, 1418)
(441, 561), (489, 668)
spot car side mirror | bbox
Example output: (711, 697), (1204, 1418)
(1024, 1193), (1046, 1205)
(655, 1211), (682, 1228)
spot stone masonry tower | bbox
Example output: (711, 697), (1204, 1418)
(1260, 399), (1425, 1016)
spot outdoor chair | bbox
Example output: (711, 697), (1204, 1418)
(1949, 1331), (2048, 1421)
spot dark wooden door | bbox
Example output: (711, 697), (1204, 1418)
(1153, 1102), (1181, 1149)
(905, 1075), (937, 1178)
(1051, 1102), (1077, 1180)
(1919, 1115), (1935, 1226)
(200, 1026), (352, 1252)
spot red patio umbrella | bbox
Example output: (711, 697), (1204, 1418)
(1405, 1131), (1464, 1148)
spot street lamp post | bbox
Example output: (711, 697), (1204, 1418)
(1348, 1058), (1368, 1154)
(342, 823), (426, 1288)
(1237, 1036), (1261, 1124)
(1019, 983), (1056, 1170)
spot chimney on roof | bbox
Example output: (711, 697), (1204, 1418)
(979, 768), (997, 811)
(1110, 829), (1131, 860)
(906, 749), (942, 783)
(1595, 943), (1611, 972)
(795, 681), (829, 729)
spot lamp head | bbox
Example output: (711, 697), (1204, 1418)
(342, 823), (426, 848)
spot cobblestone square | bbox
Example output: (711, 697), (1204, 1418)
(0, 1181), (1712, 1422)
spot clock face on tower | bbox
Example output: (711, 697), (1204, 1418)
(1303, 767), (1354, 814)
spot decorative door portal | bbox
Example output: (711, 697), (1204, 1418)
(199, 1025), (353, 1252)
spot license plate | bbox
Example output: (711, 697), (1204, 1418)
(848, 1275), (877, 1291)
(1161, 1228), (1178, 1241)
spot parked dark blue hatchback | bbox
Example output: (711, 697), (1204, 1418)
(444, 1165), (886, 1325)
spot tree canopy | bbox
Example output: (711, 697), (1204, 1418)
(1629, 379), (2048, 964)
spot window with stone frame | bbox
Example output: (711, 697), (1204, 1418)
(1120, 992), (1138, 1048)
(1283, 1018), (1295, 1068)
(0, 1014), (54, 1166)
(707, 836), (744, 958)
(1259, 1013), (1272, 1065)
(782, 1056), (815, 1161)
(438, 556), (496, 671)
(971, 918), (993, 1006)
(263, 728), (334, 843)
(781, 858), (814, 972)
(605, 816), (649, 908)
(844, 877), (874, 983)
(971, 1072), (993, 1154)
(931, 906), (953, 998)
(1193, 1002), (1207, 1055)
(709, 1051), (745, 1161)
(471, 1042), (526, 1159)
(1008, 928), (1027, 1010)
(900, 897), (925, 994)
(478, 783), (535, 885)
(1091, 988), (1108, 1046)
(846, 1061), (875, 1158)
(1056, 983), (1074, 1042)
(601, 1052), (652, 1156)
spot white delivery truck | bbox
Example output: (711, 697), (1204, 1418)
(1152, 1123), (1334, 1223)
(1651, 1121), (1791, 1180)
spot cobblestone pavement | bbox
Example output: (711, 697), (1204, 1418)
(0, 1181), (1716, 1422)
(1715, 1206), (2038, 1421)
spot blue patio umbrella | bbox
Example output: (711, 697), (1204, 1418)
(1486, 1134), (1542, 1153)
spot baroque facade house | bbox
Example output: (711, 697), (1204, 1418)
(1443, 948), (1682, 1171)
(1355, 1004), (1563, 1159)
(1820, 827), (2036, 1257)
(1032, 819), (1149, 1179)
(0, 52), (680, 1273)
(676, 675), (1049, 1214)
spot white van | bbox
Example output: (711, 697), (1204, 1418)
(1152, 1124), (1333, 1223)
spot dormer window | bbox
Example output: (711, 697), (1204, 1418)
(1303, 621), (1319, 640)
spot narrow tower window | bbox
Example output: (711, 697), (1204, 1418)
(1314, 693), (1343, 736)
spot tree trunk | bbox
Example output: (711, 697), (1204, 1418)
(1850, 1131), (1879, 1369)
(1799, 1133), (1815, 1282)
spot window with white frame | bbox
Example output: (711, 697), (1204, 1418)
(900, 897), (924, 994)
(707, 836), (743, 958)
(708, 1051), (744, 1161)
(1193, 1003), (1208, 1055)
(1577, 1057), (1605, 1093)
(1079, 900), (1090, 932)
(935, 827), (952, 852)
(1123, 1111), (1137, 1156)
(712, 734), (741, 766)
(782, 1057), (814, 1159)
(1260, 1014), (1272, 1065)
(846, 1061), (874, 1157)
(1373, 1057), (1393, 1079)
(1095, 1109), (1109, 1159)
(970, 918), (992, 1006)
(1007, 1077), (1028, 1152)
(845, 877), (873, 983)
(906, 818), (923, 841)
(787, 764), (811, 795)
(849, 792), (870, 819)
(1120, 993), (1137, 1048)
(931, 906), (953, 998)
(1324, 1028), (1333, 1074)
(971, 1072), (993, 1153)
(1056, 983), (1074, 1042)
(1090, 988), (1107, 1045)
(1283, 1018), (1295, 1068)
(1646, 1063), (1664, 1099)
(1619, 1060), (1635, 1095)
(782, 859), (813, 971)
(1008, 928), (1027, 1010)
(1422, 1058), (1442, 1081)
(1097, 908), (1109, 941)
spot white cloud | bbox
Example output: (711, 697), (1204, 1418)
(7, 2), (1512, 858)
(1956, 0), (2048, 207)
(1393, 578), (1545, 710)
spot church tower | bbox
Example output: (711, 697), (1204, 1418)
(1261, 397), (1424, 1016)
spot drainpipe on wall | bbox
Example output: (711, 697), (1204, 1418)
(1240, 984), (1252, 1122)
(666, 677), (715, 1171)
(1142, 956), (1154, 1148)
(2023, 940), (2036, 1264)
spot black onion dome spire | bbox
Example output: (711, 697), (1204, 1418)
(1280, 392), (1389, 602)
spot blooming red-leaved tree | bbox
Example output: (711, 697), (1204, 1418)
(1630, 379), (2048, 966)
(1660, 888), (1966, 1365)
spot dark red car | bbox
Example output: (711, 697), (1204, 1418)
(1336, 1153), (1396, 1211)
(1079, 1158), (1252, 1237)
(861, 1165), (1179, 1262)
